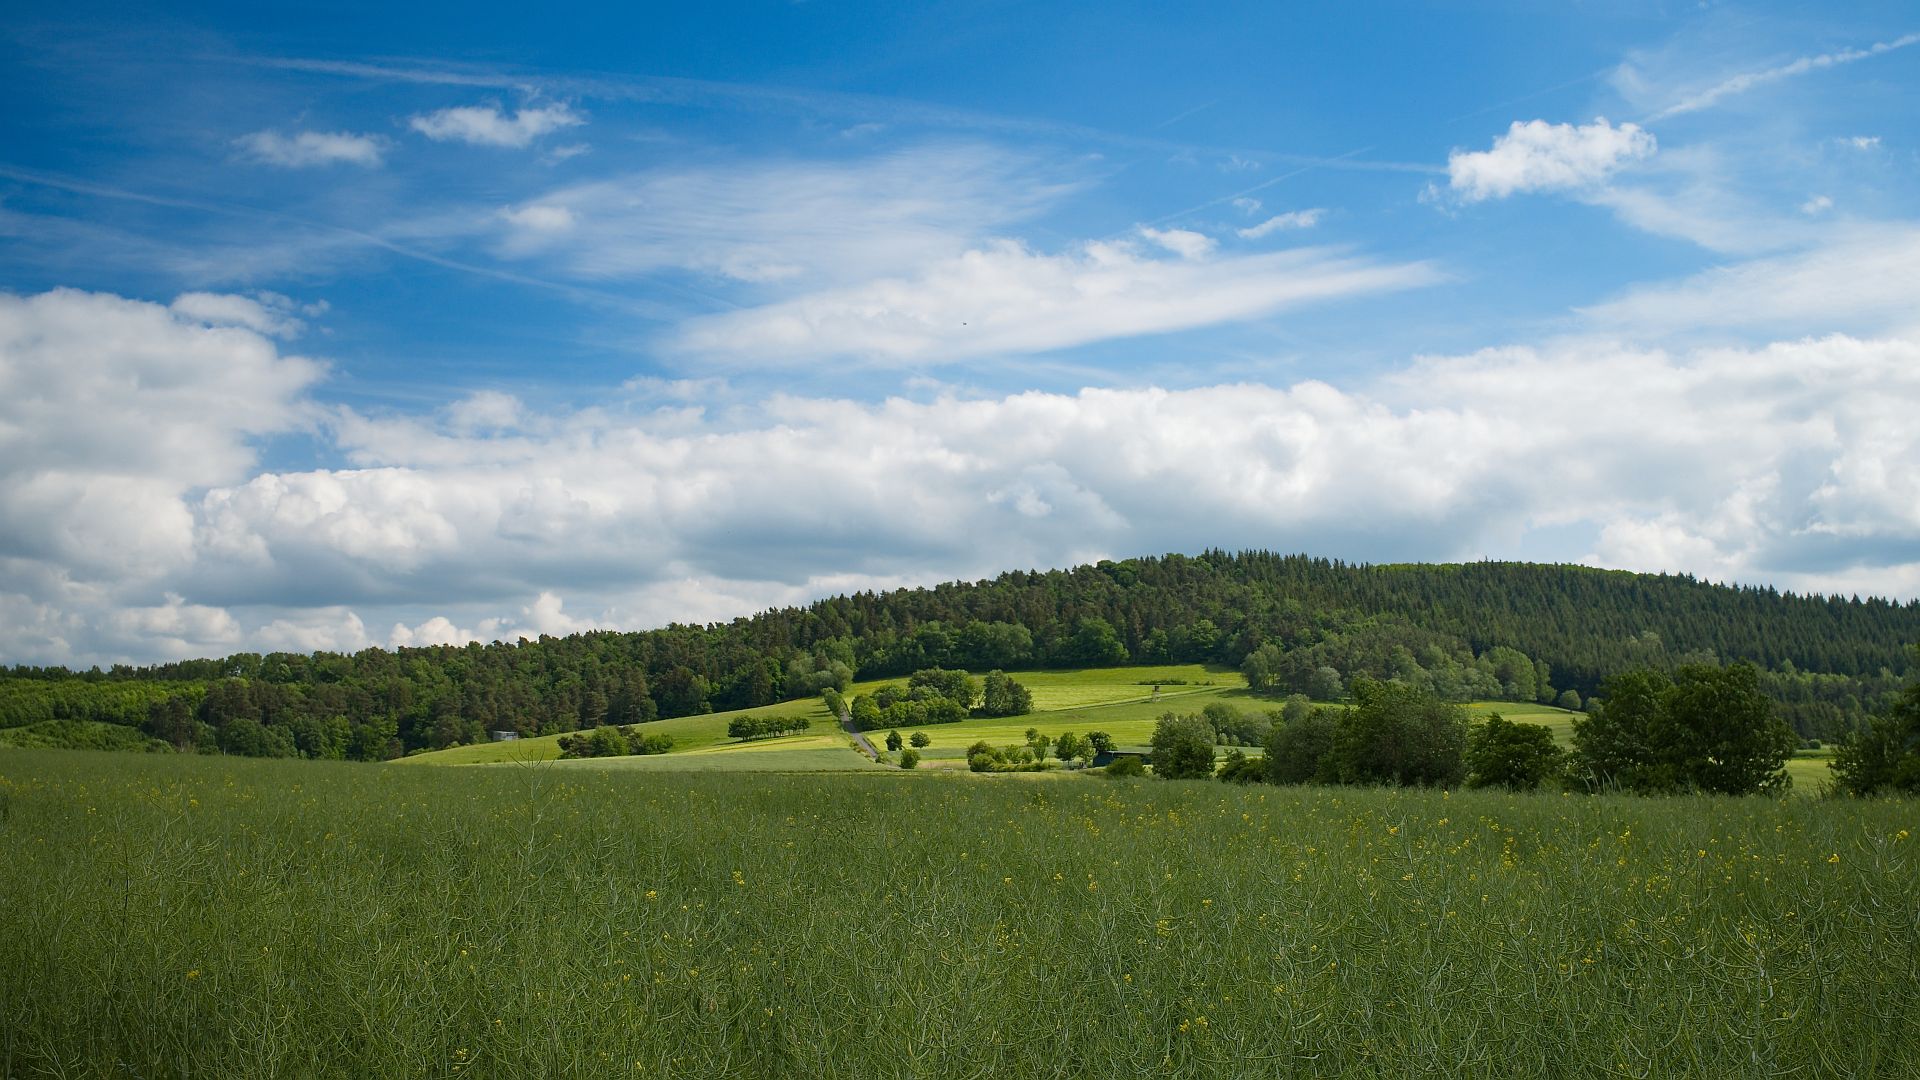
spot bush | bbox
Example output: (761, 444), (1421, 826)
(1263, 706), (1339, 784)
(1573, 663), (1794, 795)
(979, 670), (1033, 717)
(1466, 714), (1564, 791)
(729, 714), (812, 741)
(1103, 756), (1146, 778)
(1328, 679), (1467, 787)
(558, 725), (675, 759)
(1149, 713), (1217, 780)
(898, 749), (920, 770)
(909, 730), (931, 748)
(1216, 748), (1265, 784)
(885, 730), (903, 752)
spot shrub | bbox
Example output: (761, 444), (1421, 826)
(1103, 756), (1146, 778)
(1149, 713), (1217, 780)
(1466, 714), (1564, 791)
(898, 749), (920, 770)
(909, 731), (931, 748)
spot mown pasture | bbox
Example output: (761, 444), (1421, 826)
(1, 748), (1913, 1077)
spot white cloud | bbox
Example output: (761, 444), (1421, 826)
(1138, 226), (1216, 260)
(1580, 226), (1920, 338)
(488, 143), (1072, 284)
(1840, 135), (1882, 151)
(1800, 194), (1834, 215)
(1238, 209), (1324, 239)
(256, 608), (370, 654)
(1645, 32), (1920, 122)
(0, 289), (322, 587)
(1444, 118), (1655, 202)
(1231, 197), (1263, 215)
(235, 129), (385, 168)
(498, 204), (576, 232)
(409, 103), (584, 148)
(674, 239), (1440, 365)
(170, 291), (321, 338)
(9, 286), (1920, 665)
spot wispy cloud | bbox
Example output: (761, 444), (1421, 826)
(410, 103), (584, 148)
(1644, 31), (1920, 122)
(235, 129), (385, 168)
(1238, 209), (1324, 238)
(674, 239), (1440, 365)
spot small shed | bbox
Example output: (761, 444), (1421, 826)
(489, 730), (520, 742)
(1090, 749), (1149, 769)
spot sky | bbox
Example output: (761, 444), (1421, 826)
(2, 0), (1919, 666)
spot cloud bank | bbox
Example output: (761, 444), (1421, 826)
(5, 288), (1920, 665)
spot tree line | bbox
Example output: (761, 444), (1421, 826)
(2, 552), (1914, 760)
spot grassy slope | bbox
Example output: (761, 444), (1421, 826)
(397, 663), (1836, 791)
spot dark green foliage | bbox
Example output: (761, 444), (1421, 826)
(1556, 689), (1583, 711)
(1263, 707), (1340, 785)
(1201, 702), (1272, 746)
(821, 687), (847, 719)
(1065, 616), (1130, 666)
(1085, 731), (1114, 754)
(1053, 731), (1084, 763)
(885, 730), (903, 752)
(1216, 748), (1265, 784)
(1828, 654), (1920, 795)
(909, 730), (931, 748)
(1103, 755), (1147, 777)
(1149, 712), (1217, 780)
(1466, 715), (1565, 791)
(909, 667), (979, 709)
(1327, 680), (1468, 787)
(557, 726), (674, 758)
(1572, 664), (1795, 795)
(4, 552), (1914, 760)
(964, 741), (1053, 773)
(726, 714), (811, 741)
(978, 670), (1034, 717)
(898, 748), (920, 770)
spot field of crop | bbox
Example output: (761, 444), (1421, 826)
(2, 748), (1913, 1077)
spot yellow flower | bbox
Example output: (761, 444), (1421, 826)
(1827, 853), (1841, 864)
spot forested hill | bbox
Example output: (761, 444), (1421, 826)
(4, 552), (1916, 758)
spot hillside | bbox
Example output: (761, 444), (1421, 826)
(3, 552), (1915, 759)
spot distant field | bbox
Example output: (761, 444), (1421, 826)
(3, 749), (1911, 1077)
(394, 695), (839, 765)
(395, 666), (1842, 792)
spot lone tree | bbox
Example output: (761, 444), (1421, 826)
(1572, 663), (1794, 795)
(1149, 712), (1217, 780)
(980, 670), (1034, 717)
(1466, 714), (1564, 791)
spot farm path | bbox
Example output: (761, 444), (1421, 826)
(840, 711), (880, 760)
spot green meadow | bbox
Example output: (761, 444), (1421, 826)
(395, 665), (1848, 798)
(2, 748), (1914, 1078)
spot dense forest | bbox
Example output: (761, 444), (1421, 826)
(2, 552), (1915, 759)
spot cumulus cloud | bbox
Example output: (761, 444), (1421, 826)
(8, 286), (1920, 665)
(235, 129), (385, 168)
(1443, 118), (1655, 202)
(1801, 194), (1834, 215)
(410, 103), (584, 148)
(0, 289), (323, 588)
(674, 239), (1440, 365)
(1238, 209), (1324, 239)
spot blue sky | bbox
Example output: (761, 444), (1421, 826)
(3, 1), (1918, 664)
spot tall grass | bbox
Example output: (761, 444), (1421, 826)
(2, 749), (1914, 1077)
